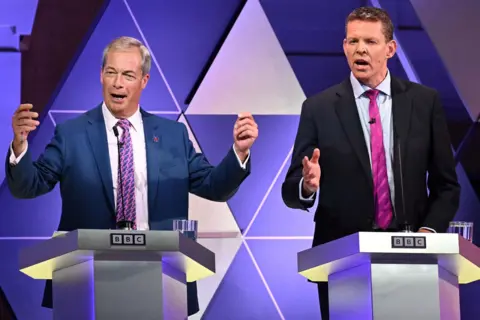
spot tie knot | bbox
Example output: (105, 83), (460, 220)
(365, 89), (380, 101)
(117, 119), (131, 130)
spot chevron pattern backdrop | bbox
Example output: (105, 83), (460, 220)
(0, 0), (479, 319)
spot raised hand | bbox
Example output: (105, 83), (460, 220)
(233, 112), (258, 161)
(12, 104), (39, 156)
(302, 148), (320, 195)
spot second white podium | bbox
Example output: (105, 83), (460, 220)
(297, 232), (480, 320)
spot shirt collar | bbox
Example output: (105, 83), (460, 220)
(350, 69), (391, 99)
(102, 102), (142, 132)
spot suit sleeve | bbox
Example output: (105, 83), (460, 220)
(282, 99), (319, 210)
(422, 91), (461, 232)
(5, 125), (65, 199)
(183, 125), (250, 202)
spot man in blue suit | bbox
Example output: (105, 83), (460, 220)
(6, 36), (258, 316)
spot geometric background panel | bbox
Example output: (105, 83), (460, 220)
(245, 161), (316, 237)
(177, 115), (241, 236)
(0, 181), (61, 237)
(246, 239), (320, 319)
(379, 0), (471, 149)
(177, 114), (201, 152)
(191, 238), (243, 320)
(186, 0), (305, 115)
(0, 240), (51, 320)
(409, 0), (480, 119)
(126, 0), (244, 112)
(201, 242), (282, 319)
(260, 0), (365, 54)
(186, 115), (300, 233)
(48, 0), (179, 114)
(454, 163), (480, 222)
(461, 281), (480, 320)
(0, 52), (21, 187)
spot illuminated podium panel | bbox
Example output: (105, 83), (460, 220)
(19, 229), (215, 320)
(298, 232), (480, 320)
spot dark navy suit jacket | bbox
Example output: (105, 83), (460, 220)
(5, 104), (251, 315)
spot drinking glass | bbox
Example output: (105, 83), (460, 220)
(447, 221), (473, 242)
(172, 219), (198, 241)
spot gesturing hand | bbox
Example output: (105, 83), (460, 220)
(12, 104), (40, 156)
(302, 148), (320, 195)
(233, 112), (258, 161)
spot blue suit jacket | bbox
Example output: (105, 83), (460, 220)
(6, 104), (251, 315)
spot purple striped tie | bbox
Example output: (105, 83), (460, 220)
(365, 89), (393, 229)
(116, 119), (136, 229)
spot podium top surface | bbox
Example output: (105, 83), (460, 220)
(19, 229), (215, 282)
(297, 232), (480, 284)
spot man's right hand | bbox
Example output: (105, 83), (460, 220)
(12, 104), (39, 157)
(302, 148), (320, 196)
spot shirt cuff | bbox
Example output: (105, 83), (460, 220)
(232, 144), (250, 170)
(419, 227), (436, 233)
(9, 141), (28, 165)
(299, 177), (316, 201)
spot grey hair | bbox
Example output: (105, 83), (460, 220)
(101, 36), (151, 75)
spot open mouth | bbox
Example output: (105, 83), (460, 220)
(110, 93), (127, 102)
(354, 59), (369, 67)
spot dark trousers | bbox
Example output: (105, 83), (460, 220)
(318, 282), (329, 320)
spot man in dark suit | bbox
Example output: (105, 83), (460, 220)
(6, 36), (258, 316)
(281, 7), (460, 319)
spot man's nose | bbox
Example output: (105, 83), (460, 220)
(356, 43), (367, 54)
(113, 75), (123, 88)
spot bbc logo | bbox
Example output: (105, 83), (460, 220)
(391, 236), (426, 249)
(110, 233), (146, 246)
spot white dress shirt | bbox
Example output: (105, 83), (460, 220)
(102, 103), (150, 230)
(10, 103), (250, 230)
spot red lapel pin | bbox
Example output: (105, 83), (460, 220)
(153, 135), (159, 143)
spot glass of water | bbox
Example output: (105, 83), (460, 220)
(447, 221), (474, 242)
(173, 219), (198, 241)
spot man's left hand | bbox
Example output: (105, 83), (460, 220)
(233, 112), (258, 161)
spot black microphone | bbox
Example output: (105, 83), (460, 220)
(395, 135), (411, 233)
(368, 117), (376, 124)
(113, 125), (134, 230)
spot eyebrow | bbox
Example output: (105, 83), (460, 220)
(105, 67), (136, 75)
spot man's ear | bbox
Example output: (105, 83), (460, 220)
(386, 39), (397, 59)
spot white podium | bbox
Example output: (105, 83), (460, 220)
(297, 232), (480, 320)
(18, 229), (216, 320)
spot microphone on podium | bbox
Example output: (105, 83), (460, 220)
(113, 125), (134, 230)
(396, 135), (412, 233)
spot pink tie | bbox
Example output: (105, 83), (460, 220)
(116, 119), (136, 229)
(365, 89), (393, 229)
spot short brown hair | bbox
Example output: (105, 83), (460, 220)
(346, 7), (394, 42)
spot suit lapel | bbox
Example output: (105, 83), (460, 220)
(335, 79), (373, 187)
(391, 76), (412, 167)
(142, 111), (183, 219)
(142, 113), (160, 216)
(86, 105), (115, 214)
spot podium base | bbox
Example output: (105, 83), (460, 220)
(52, 259), (187, 320)
(328, 263), (460, 320)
